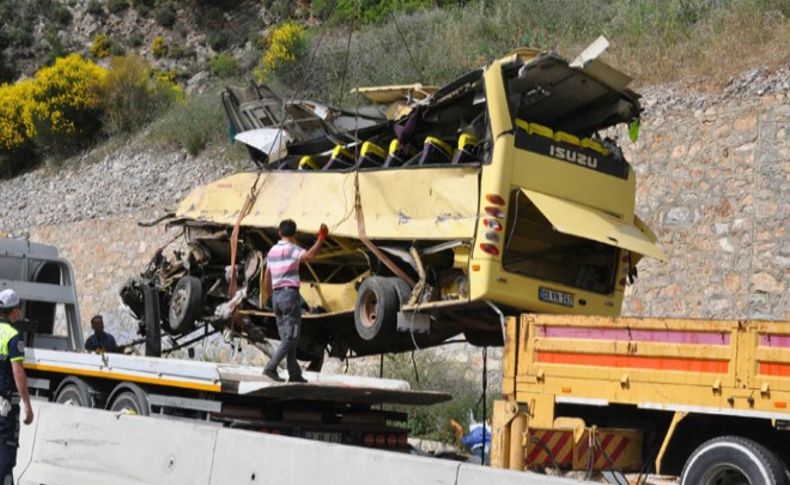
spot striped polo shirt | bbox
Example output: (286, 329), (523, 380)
(267, 241), (306, 289)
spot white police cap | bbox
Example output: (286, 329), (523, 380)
(0, 289), (20, 309)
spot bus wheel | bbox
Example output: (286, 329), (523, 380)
(354, 277), (399, 342)
(108, 383), (150, 416)
(463, 330), (503, 347)
(168, 276), (202, 334)
(681, 436), (787, 485)
(54, 377), (95, 408)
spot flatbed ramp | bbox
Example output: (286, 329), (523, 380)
(15, 402), (587, 485)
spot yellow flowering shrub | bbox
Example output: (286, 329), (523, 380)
(27, 54), (107, 140)
(151, 36), (168, 58)
(0, 54), (106, 160)
(90, 33), (111, 58)
(256, 21), (305, 82)
(0, 53), (184, 172)
(0, 80), (37, 151)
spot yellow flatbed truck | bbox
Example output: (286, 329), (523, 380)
(492, 314), (790, 484)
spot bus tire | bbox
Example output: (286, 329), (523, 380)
(681, 435), (788, 485)
(168, 276), (202, 334)
(389, 278), (413, 306)
(54, 377), (95, 408)
(108, 383), (150, 416)
(463, 330), (503, 347)
(354, 277), (399, 342)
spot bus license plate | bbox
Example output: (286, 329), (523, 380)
(539, 287), (574, 307)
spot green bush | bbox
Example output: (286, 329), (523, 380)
(0, 54), (15, 84)
(128, 31), (144, 47)
(86, 0), (104, 16)
(151, 86), (226, 156)
(153, 4), (176, 27)
(375, 349), (499, 442)
(209, 54), (239, 78)
(263, 0), (291, 19)
(207, 30), (228, 51)
(107, 0), (130, 14)
(7, 25), (34, 48)
(52, 5), (73, 25)
(44, 30), (67, 66)
(101, 55), (182, 134)
(109, 43), (125, 56)
(321, 0), (466, 24)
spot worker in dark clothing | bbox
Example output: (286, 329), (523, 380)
(0, 289), (34, 485)
(84, 315), (118, 353)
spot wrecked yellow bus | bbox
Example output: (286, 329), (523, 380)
(121, 42), (665, 367)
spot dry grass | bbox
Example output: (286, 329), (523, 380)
(275, 0), (788, 102)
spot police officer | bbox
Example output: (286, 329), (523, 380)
(84, 315), (118, 353)
(0, 289), (33, 485)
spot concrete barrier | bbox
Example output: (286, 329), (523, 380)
(17, 401), (218, 485)
(15, 402), (592, 484)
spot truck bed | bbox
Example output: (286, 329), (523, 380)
(507, 314), (790, 420)
(25, 348), (450, 406)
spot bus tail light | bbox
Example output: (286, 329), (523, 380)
(363, 433), (374, 446)
(484, 206), (505, 218)
(479, 243), (499, 256)
(485, 194), (506, 205)
(375, 434), (386, 447)
(483, 219), (503, 231)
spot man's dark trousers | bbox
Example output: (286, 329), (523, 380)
(0, 403), (19, 485)
(264, 287), (303, 379)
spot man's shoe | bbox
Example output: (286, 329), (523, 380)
(263, 369), (284, 382)
(289, 375), (308, 383)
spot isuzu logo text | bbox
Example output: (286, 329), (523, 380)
(549, 145), (598, 169)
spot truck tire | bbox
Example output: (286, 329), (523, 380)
(354, 277), (400, 342)
(681, 435), (788, 485)
(108, 383), (150, 416)
(168, 276), (202, 334)
(142, 285), (161, 357)
(54, 378), (95, 408)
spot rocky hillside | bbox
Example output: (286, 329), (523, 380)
(1, 0), (269, 83)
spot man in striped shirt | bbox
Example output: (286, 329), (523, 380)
(262, 219), (328, 382)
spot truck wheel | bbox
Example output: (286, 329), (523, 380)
(354, 277), (399, 342)
(108, 384), (150, 416)
(168, 276), (202, 334)
(681, 436), (788, 485)
(54, 378), (95, 408)
(142, 285), (162, 357)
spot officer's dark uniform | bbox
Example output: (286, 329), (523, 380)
(0, 318), (24, 483)
(85, 332), (118, 353)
